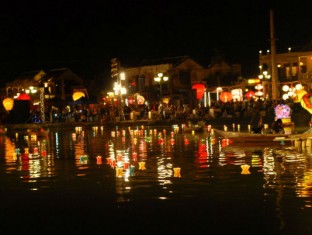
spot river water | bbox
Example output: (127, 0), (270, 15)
(1, 124), (312, 235)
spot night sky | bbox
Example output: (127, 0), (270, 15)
(1, 0), (311, 84)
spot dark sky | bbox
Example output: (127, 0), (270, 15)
(1, 0), (311, 83)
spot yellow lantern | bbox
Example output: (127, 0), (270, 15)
(72, 91), (85, 101)
(173, 167), (181, 178)
(2, 98), (14, 111)
(138, 161), (146, 170)
(294, 89), (307, 103)
(241, 164), (251, 174)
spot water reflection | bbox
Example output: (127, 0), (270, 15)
(1, 124), (312, 233)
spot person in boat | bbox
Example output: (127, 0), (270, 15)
(271, 118), (285, 134)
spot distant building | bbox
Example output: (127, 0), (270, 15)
(5, 68), (87, 102)
(258, 42), (312, 98)
(119, 55), (242, 107)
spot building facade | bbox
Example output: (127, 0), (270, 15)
(118, 55), (242, 108)
(258, 49), (312, 99)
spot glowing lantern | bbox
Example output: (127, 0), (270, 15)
(173, 167), (181, 178)
(241, 164), (251, 174)
(96, 155), (102, 165)
(116, 167), (123, 177)
(17, 93), (31, 100)
(130, 165), (135, 176)
(294, 89), (307, 103)
(72, 91), (85, 101)
(138, 161), (146, 170)
(2, 98), (14, 111)
(245, 90), (255, 100)
(137, 95), (145, 105)
(192, 83), (205, 100)
(219, 91), (232, 103)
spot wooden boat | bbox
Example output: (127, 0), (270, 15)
(213, 128), (289, 142)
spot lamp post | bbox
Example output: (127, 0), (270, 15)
(258, 65), (271, 99)
(154, 72), (169, 119)
(113, 72), (126, 121)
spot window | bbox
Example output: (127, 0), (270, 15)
(179, 70), (191, 86)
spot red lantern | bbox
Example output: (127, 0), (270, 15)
(220, 91), (232, 103)
(192, 83), (206, 100)
(245, 90), (255, 100)
(17, 93), (31, 100)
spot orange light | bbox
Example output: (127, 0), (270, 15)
(2, 98), (14, 111)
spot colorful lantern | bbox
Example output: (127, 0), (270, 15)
(192, 83), (205, 100)
(294, 89), (307, 103)
(241, 164), (251, 174)
(219, 91), (232, 103)
(137, 95), (145, 105)
(301, 93), (312, 114)
(72, 91), (85, 101)
(138, 161), (146, 170)
(2, 98), (14, 111)
(17, 93), (31, 100)
(245, 90), (255, 100)
(173, 167), (181, 178)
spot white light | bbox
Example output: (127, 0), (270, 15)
(282, 85), (289, 92)
(120, 72), (126, 81)
(121, 87), (127, 95)
(255, 84), (263, 90)
(295, 83), (303, 90)
(282, 94), (289, 100)
(255, 91), (263, 96)
(154, 77), (160, 82)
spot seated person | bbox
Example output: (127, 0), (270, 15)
(271, 118), (285, 134)
(251, 124), (263, 134)
(250, 114), (263, 134)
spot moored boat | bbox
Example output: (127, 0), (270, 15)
(213, 128), (289, 142)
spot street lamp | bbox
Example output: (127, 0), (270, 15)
(154, 72), (169, 119)
(113, 72), (127, 121)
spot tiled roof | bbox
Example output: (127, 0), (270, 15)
(138, 55), (191, 67)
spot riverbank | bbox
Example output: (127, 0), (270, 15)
(3, 114), (310, 134)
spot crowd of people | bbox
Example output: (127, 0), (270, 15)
(1, 95), (304, 134)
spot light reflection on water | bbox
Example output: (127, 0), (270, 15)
(1, 124), (312, 234)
